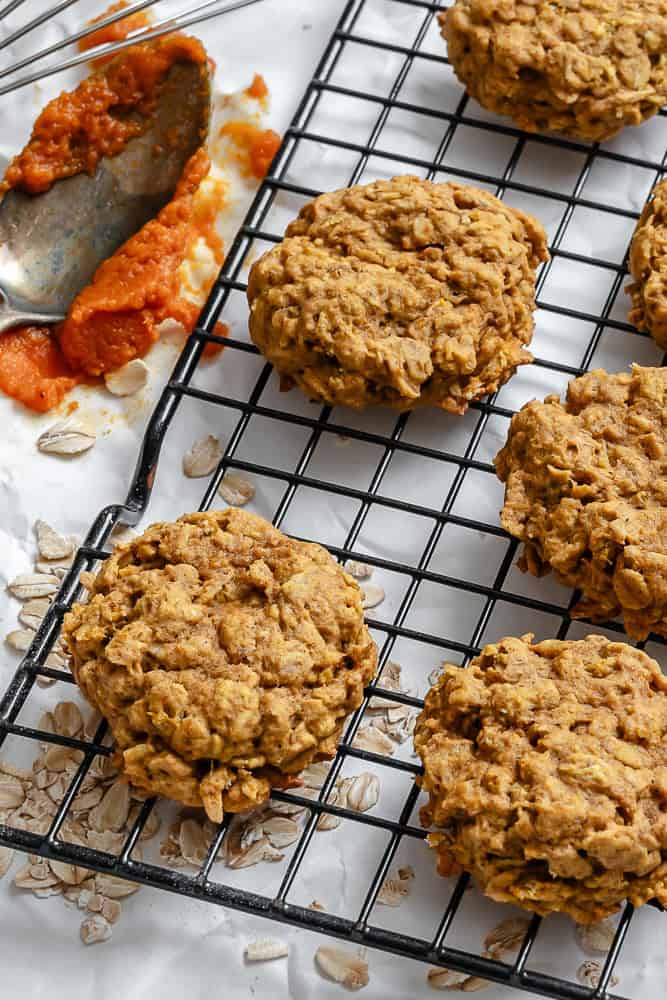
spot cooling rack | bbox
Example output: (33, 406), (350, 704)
(1, 1), (666, 997)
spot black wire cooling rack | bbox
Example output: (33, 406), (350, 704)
(2, 1), (667, 997)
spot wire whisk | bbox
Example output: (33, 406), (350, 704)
(0, 0), (265, 97)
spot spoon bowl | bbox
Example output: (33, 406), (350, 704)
(0, 56), (210, 334)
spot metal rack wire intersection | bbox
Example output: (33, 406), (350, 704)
(1, 1), (666, 997)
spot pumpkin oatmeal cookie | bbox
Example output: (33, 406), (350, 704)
(64, 509), (377, 822)
(495, 365), (667, 640)
(629, 177), (667, 348)
(247, 175), (547, 414)
(441, 0), (667, 141)
(415, 634), (667, 923)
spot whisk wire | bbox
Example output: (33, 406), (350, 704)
(0, 0), (162, 81)
(0, 0), (28, 22)
(0, 0), (82, 52)
(0, 0), (265, 97)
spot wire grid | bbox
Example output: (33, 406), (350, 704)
(1, 1), (666, 996)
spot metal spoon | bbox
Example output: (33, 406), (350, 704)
(0, 57), (210, 334)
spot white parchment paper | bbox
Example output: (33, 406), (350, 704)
(1, 2), (666, 998)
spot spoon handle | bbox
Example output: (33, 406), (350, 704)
(0, 296), (64, 333)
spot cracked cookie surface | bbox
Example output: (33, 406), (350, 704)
(415, 634), (667, 923)
(247, 175), (547, 414)
(495, 365), (667, 640)
(442, 0), (667, 141)
(64, 509), (377, 822)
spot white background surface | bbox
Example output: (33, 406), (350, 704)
(1, 1), (666, 998)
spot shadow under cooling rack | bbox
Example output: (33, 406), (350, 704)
(2, 1), (667, 998)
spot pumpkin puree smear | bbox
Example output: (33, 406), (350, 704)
(78, 1), (153, 67)
(0, 35), (203, 196)
(0, 37), (276, 413)
(220, 118), (281, 180)
(245, 72), (269, 102)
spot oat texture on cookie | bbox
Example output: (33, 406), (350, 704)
(441, 0), (667, 141)
(247, 175), (547, 414)
(495, 365), (667, 640)
(415, 634), (667, 923)
(629, 178), (667, 348)
(63, 509), (378, 823)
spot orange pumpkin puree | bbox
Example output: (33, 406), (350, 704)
(0, 153), (226, 407)
(219, 121), (281, 179)
(1, 34), (207, 196)
(0, 36), (214, 412)
(60, 146), (210, 375)
(245, 73), (269, 101)
(79, 1), (152, 67)
(0, 49), (272, 413)
(0, 328), (79, 413)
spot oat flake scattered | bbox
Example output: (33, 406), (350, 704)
(577, 960), (619, 989)
(262, 815), (300, 848)
(19, 597), (51, 630)
(461, 976), (491, 993)
(88, 780), (130, 832)
(53, 702), (84, 739)
(0, 760), (32, 781)
(80, 914), (113, 945)
(101, 898), (122, 924)
(315, 946), (369, 991)
(361, 584), (385, 610)
(37, 420), (96, 457)
(427, 968), (472, 990)
(340, 772), (379, 813)
(45, 650), (68, 671)
(44, 745), (81, 772)
(104, 358), (149, 397)
(483, 917), (530, 959)
(179, 818), (209, 866)
(316, 810), (341, 832)
(345, 560), (373, 580)
(245, 938), (289, 962)
(352, 725), (395, 756)
(183, 434), (223, 478)
(14, 863), (61, 891)
(0, 774), (26, 809)
(461, 977), (490, 992)
(218, 472), (255, 506)
(94, 874), (140, 900)
(301, 761), (330, 789)
(35, 521), (74, 561)
(86, 831), (125, 854)
(5, 629), (35, 653)
(227, 835), (284, 869)
(49, 859), (89, 886)
(137, 807), (161, 841)
(377, 876), (410, 907)
(7, 573), (59, 600)
(35, 557), (73, 579)
(0, 845), (14, 878)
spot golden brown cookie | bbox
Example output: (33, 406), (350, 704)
(247, 176), (547, 414)
(441, 0), (667, 141)
(495, 365), (667, 640)
(628, 178), (667, 348)
(64, 509), (377, 822)
(415, 634), (667, 923)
